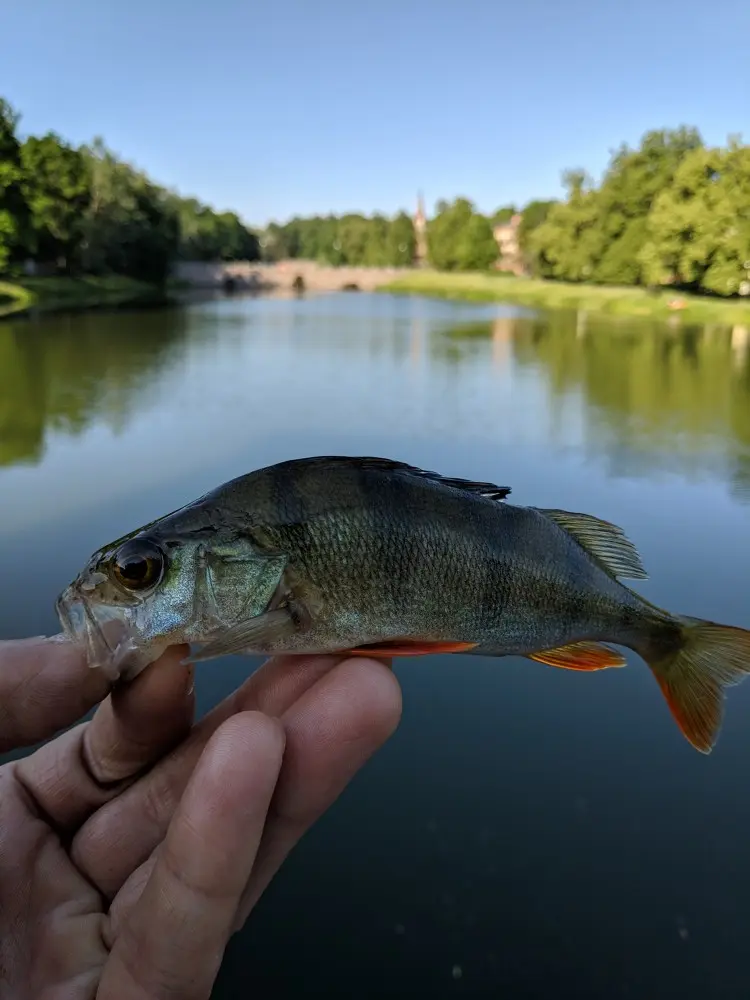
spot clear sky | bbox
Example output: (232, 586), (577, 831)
(3, 0), (748, 227)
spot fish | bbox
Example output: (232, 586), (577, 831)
(56, 455), (750, 753)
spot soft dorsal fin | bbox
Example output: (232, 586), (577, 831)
(534, 507), (648, 581)
(271, 456), (512, 501)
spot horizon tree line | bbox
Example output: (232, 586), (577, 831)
(1, 94), (748, 299)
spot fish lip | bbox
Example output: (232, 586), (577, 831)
(55, 585), (84, 644)
(55, 583), (132, 675)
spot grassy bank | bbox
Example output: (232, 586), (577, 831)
(382, 270), (750, 325)
(0, 275), (171, 320)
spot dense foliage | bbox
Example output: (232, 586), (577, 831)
(0, 97), (260, 282)
(262, 127), (750, 298)
(261, 199), (511, 272)
(261, 211), (418, 267)
(528, 127), (750, 296)
(3, 92), (749, 299)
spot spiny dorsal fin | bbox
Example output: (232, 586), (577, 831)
(413, 471), (512, 500)
(273, 456), (512, 501)
(534, 507), (648, 581)
(370, 458), (511, 500)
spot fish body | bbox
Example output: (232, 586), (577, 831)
(56, 456), (750, 753)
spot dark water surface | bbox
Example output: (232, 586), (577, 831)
(2, 292), (750, 999)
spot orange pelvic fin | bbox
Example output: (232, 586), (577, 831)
(529, 641), (626, 671)
(347, 640), (478, 657)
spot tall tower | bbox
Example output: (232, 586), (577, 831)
(414, 191), (428, 268)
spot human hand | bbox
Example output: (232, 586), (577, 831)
(0, 636), (401, 999)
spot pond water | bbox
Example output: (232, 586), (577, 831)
(2, 291), (750, 999)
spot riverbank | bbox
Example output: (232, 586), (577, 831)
(0, 275), (172, 320)
(382, 270), (750, 325)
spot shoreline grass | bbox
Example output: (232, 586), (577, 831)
(0, 275), (173, 320)
(381, 270), (750, 326)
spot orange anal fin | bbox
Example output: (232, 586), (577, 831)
(347, 640), (478, 657)
(529, 641), (626, 671)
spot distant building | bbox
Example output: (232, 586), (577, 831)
(493, 213), (526, 276)
(414, 192), (428, 267)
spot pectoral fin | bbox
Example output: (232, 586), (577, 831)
(187, 608), (296, 663)
(529, 641), (626, 671)
(347, 640), (478, 657)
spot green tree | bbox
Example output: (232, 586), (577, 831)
(386, 212), (416, 266)
(639, 140), (750, 295)
(172, 197), (259, 261)
(297, 217), (327, 260)
(363, 213), (389, 266)
(337, 214), (371, 264)
(20, 133), (90, 270)
(260, 221), (298, 261)
(528, 128), (705, 286)
(528, 170), (602, 281)
(428, 198), (497, 271)
(590, 126), (703, 285)
(455, 213), (498, 270)
(0, 98), (28, 272)
(313, 217), (345, 264)
(78, 139), (179, 282)
(492, 205), (516, 226)
(518, 199), (556, 249)
(260, 213), (409, 266)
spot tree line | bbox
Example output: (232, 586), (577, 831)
(260, 200), (556, 272)
(0, 97), (260, 283)
(263, 126), (750, 298)
(528, 127), (750, 297)
(2, 93), (748, 299)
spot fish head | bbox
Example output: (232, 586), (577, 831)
(56, 522), (287, 681)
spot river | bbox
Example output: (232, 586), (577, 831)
(2, 291), (750, 998)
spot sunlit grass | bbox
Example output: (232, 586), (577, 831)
(0, 280), (34, 318)
(0, 275), (164, 320)
(381, 270), (750, 325)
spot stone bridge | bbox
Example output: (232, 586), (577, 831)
(173, 259), (410, 293)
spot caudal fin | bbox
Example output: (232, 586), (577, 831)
(644, 616), (750, 753)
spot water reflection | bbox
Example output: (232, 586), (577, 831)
(0, 310), (193, 467)
(4, 299), (750, 508)
(441, 309), (750, 497)
(4, 293), (750, 1000)
(3, 300), (750, 509)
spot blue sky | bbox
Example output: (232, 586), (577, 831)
(3, 0), (747, 227)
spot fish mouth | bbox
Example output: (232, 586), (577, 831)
(55, 585), (142, 681)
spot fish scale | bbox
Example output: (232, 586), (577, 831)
(56, 455), (750, 754)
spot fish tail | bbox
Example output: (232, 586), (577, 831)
(639, 614), (750, 753)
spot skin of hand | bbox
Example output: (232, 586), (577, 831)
(0, 635), (402, 999)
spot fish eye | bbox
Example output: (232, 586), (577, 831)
(111, 539), (165, 592)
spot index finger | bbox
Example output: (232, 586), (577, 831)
(98, 712), (285, 1000)
(0, 636), (111, 752)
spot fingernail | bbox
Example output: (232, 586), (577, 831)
(185, 663), (195, 698)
